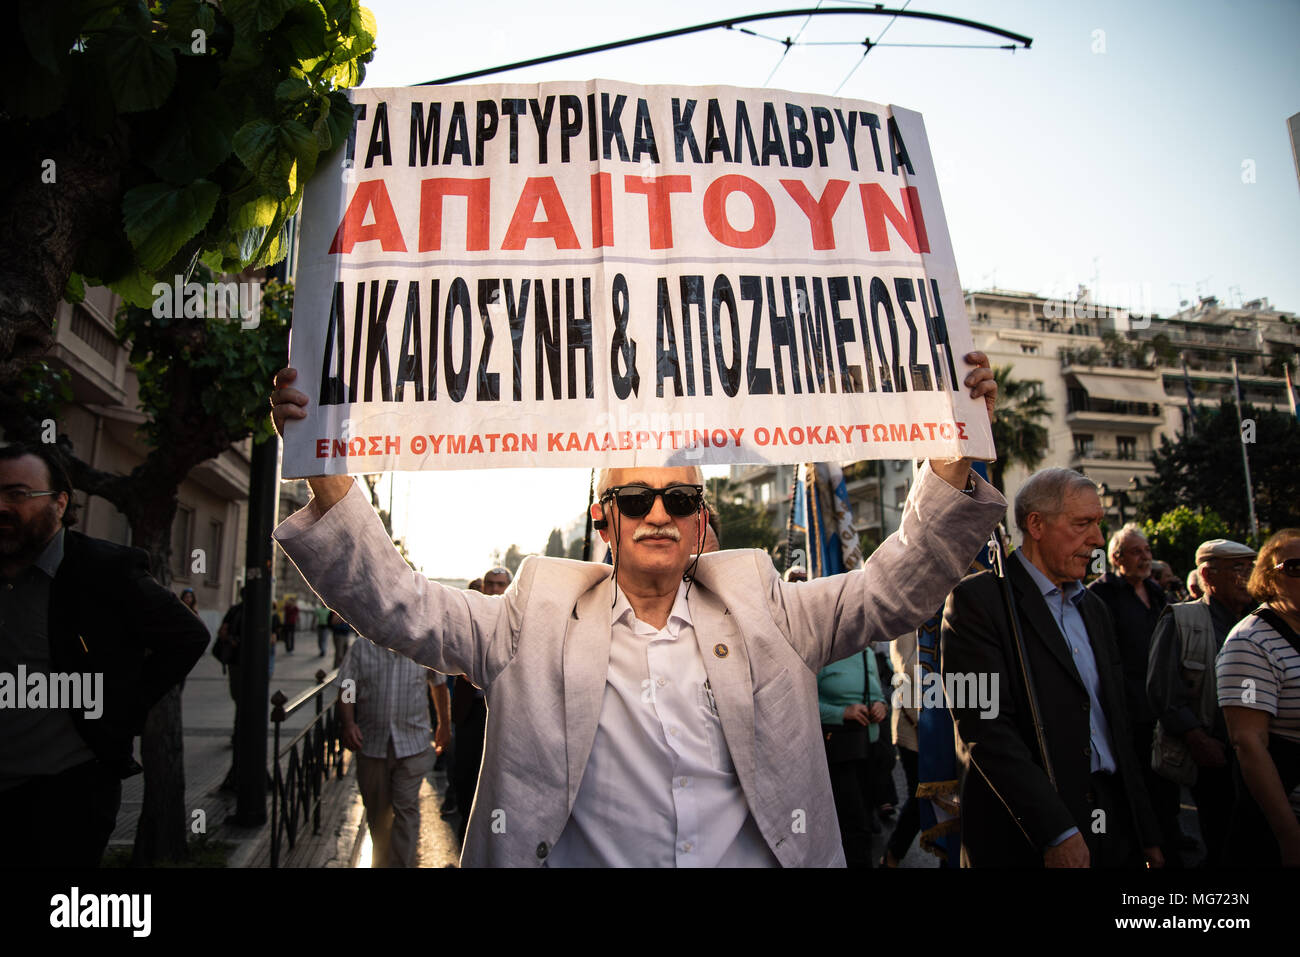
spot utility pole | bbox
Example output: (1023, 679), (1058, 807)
(233, 260), (287, 826)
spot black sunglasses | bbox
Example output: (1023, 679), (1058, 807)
(603, 484), (703, 519)
(1274, 559), (1300, 579)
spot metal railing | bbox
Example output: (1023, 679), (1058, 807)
(269, 668), (347, 868)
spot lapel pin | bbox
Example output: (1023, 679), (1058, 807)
(713, 643), (728, 658)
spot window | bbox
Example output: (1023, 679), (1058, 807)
(895, 484), (908, 508)
(1020, 343), (1039, 355)
(171, 506), (194, 580)
(1117, 436), (1137, 460)
(1073, 434), (1095, 457)
(1067, 387), (1089, 413)
(760, 483), (771, 505)
(206, 520), (223, 585)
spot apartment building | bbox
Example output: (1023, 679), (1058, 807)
(969, 288), (1298, 525)
(727, 287), (1297, 545)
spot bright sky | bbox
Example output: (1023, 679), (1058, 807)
(344, 0), (1300, 577)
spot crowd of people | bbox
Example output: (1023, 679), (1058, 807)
(265, 359), (1300, 869)
(3, 344), (1297, 870)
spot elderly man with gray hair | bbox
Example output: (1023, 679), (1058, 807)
(1088, 522), (1180, 865)
(943, 467), (1161, 868)
(1147, 538), (1258, 867)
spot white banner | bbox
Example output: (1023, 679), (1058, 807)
(282, 80), (994, 476)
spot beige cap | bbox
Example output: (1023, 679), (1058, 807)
(1195, 539), (1257, 565)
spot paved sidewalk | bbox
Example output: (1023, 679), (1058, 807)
(109, 624), (360, 867)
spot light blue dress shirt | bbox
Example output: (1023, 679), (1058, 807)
(1015, 551), (1118, 774)
(1015, 551), (1119, 850)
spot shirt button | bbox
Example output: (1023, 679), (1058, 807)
(669, 726), (679, 737)
(656, 678), (666, 687)
(682, 842), (693, 853)
(678, 777), (689, 788)
(536, 842), (549, 859)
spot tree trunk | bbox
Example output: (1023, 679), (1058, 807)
(128, 498), (192, 865)
(0, 130), (125, 381)
(132, 686), (189, 865)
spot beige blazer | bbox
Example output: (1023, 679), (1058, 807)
(273, 464), (1005, 866)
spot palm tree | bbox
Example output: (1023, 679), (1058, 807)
(990, 365), (1052, 492)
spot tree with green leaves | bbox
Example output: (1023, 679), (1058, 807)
(1141, 506), (1232, 580)
(2, 0), (375, 380)
(545, 528), (565, 558)
(990, 365), (1052, 493)
(1137, 400), (1300, 544)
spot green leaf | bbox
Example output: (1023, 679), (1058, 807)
(321, 56), (362, 89)
(105, 24), (178, 113)
(350, 3), (377, 53)
(229, 191), (281, 231)
(274, 0), (330, 60)
(233, 117), (318, 198)
(274, 76), (314, 109)
(108, 267), (162, 309)
(320, 89), (355, 153)
(64, 272), (86, 305)
(122, 180), (221, 272)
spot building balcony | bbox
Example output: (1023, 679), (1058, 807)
(1065, 398), (1164, 425)
(1069, 449), (1156, 469)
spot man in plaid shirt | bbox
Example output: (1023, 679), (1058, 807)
(338, 634), (442, 867)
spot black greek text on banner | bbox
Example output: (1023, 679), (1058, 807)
(281, 80), (995, 476)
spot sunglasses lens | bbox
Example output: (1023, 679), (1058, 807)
(1283, 559), (1300, 578)
(663, 489), (700, 516)
(613, 489), (654, 517)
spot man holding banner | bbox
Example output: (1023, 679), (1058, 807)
(270, 357), (1000, 867)
(268, 79), (1008, 866)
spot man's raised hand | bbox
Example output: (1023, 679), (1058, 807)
(269, 366), (353, 515)
(270, 367), (309, 438)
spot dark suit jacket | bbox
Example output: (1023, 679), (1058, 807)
(941, 556), (1160, 867)
(46, 530), (210, 778)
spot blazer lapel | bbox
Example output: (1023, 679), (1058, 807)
(1008, 556), (1085, 692)
(561, 579), (616, 813)
(687, 585), (758, 797)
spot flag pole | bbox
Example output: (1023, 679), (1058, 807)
(808, 464), (823, 579)
(782, 465), (800, 575)
(1230, 358), (1260, 544)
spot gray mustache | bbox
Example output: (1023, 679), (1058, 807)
(633, 526), (680, 542)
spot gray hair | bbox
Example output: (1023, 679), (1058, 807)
(596, 465), (704, 498)
(1013, 467), (1098, 536)
(1108, 522), (1148, 564)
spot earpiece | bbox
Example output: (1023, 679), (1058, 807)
(592, 503), (607, 530)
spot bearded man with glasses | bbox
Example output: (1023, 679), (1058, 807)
(268, 353), (1004, 867)
(0, 442), (208, 866)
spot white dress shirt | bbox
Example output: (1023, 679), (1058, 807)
(547, 581), (778, 867)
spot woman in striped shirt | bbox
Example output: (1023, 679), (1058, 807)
(1216, 528), (1300, 867)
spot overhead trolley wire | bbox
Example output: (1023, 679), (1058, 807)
(418, 7), (1032, 86)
